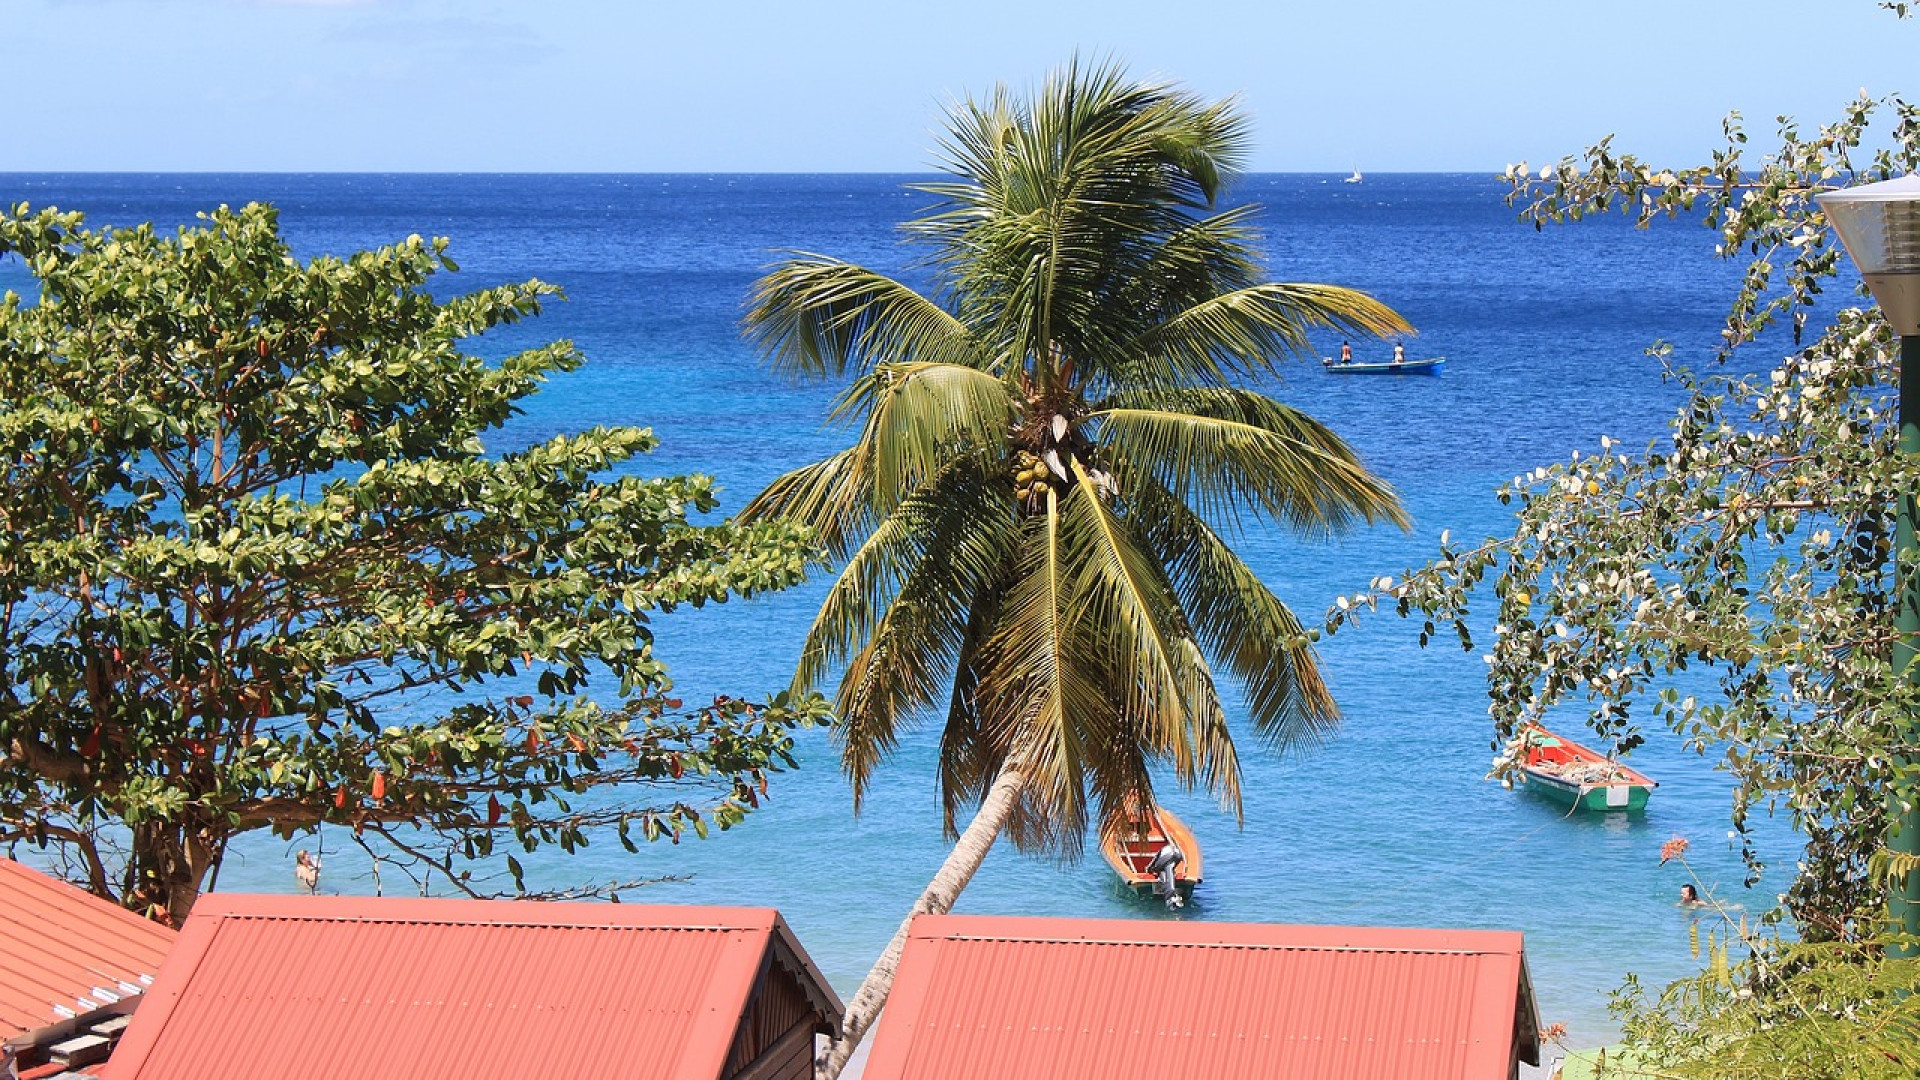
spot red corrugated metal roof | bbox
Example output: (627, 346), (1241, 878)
(101, 895), (842, 1080)
(864, 914), (1540, 1080)
(0, 859), (175, 1038)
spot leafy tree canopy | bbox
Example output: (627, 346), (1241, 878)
(1322, 7), (1920, 1071)
(1327, 78), (1920, 938)
(0, 202), (825, 923)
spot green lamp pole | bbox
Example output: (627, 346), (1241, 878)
(1820, 174), (1920, 946)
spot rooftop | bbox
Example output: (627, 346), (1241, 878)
(103, 894), (842, 1080)
(863, 913), (1541, 1080)
(0, 859), (175, 1040)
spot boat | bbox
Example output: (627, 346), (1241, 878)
(1100, 803), (1202, 903)
(1344, 168), (1363, 184)
(1517, 724), (1657, 811)
(1322, 355), (1445, 375)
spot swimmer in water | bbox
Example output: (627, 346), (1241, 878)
(1679, 883), (1708, 908)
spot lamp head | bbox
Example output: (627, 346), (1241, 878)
(1818, 174), (1920, 336)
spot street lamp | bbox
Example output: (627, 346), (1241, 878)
(1819, 173), (1920, 945)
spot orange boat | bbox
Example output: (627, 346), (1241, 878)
(1100, 804), (1202, 904)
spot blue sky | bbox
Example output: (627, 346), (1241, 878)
(8, 0), (1914, 173)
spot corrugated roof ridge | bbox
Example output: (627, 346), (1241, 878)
(217, 912), (761, 930)
(183, 892), (783, 927)
(933, 932), (1518, 956)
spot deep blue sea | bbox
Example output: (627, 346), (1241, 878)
(0, 173), (1796, 1048)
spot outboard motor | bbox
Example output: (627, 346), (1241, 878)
(1145, 841), (1185, 909)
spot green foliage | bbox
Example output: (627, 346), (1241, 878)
(1610, 933), (1920, 1078)
(1324, 79), (1920, 936)
(0, 202), (825, 921)
(1611, 854), (1920, 1078)
(1317, 4), (1920, 1073)
(742, 59), (1410, 852)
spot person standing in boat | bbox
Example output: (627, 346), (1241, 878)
(1339, 341), (1353, 365)
(1392, 341), (1406, 365)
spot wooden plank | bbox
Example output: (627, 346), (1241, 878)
(729, 1020), (814, 1080)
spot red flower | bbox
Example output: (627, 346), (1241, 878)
(1659, 835), (1691, 864)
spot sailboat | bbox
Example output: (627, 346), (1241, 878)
(1344, 168), (1363, 184)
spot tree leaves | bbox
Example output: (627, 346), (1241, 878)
(0, 202), (825, 918)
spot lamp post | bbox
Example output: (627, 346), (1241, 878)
(1819, 174), (1920, 945)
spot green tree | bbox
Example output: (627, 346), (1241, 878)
(0, 202), (825, 925)
(1328, 79), (1920, 940)
(1317, 5), (1920, 1072)
(741, 60), (1409, 1076)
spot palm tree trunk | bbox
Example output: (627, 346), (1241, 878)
(816, 762), (1028, 1080)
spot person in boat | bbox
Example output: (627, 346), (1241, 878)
(1392, 342), (1406, 365)
(1679, 883), (1708, 908)
(1339, 341), (1353, 364)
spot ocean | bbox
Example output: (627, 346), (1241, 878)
(0, 172), (1794, 1047)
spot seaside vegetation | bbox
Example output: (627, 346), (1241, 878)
(740, 59), (1411, 1077)
(1326, 4), (1920, 1074)
(0, 203), (827, 924)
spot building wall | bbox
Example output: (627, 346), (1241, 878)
(722, 956), (822, 1080)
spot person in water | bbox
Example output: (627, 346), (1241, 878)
(1679, 883), (1708, 907)
(1339, 341), (1353, 364)
(1392, 342), (1406, 365)
(295, 849), (321, 893)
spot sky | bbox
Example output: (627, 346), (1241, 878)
(5, 0), (1916, 173)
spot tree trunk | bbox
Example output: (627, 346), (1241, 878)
(815, 763), (1028, 1080)
(129, 820), (219, 926)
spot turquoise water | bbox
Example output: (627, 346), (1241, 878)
(0, 173), (1795, 1045)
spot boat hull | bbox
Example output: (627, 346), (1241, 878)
(1100, 806), (1202, 895)
(1517, 725), (1656, 812)
(1322, 357), (1445, 375)
(1519, 765), (1652, 811)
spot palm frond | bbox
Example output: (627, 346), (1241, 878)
(973, 490), (1106, 851)
(744, 257), (987, 378)
(1131, 481), (1339, 751)
(1061, 464), (1243, 814)
(799, 455), (1017, 807)
(830, 362), (1015, 512)
(1127, 283), (1412, 388)
(1094, 386), (1408, 537)
(910, 59), (1258, 390)
(937, 585), (1007, 838)
(738, 447), (873, 562)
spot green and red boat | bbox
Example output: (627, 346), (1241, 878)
(1518, 724), (1657, 811)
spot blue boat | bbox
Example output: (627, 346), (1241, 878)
(1322, 355), (1445, 375)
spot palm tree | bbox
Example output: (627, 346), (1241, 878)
(741, 60), (1411, 1078)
